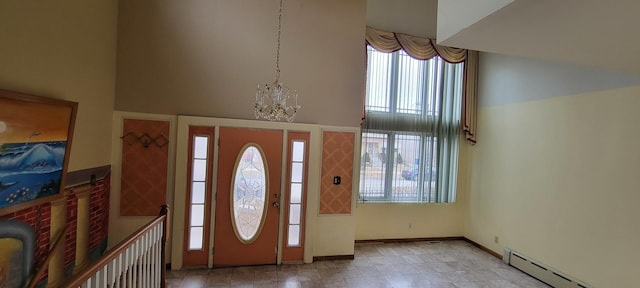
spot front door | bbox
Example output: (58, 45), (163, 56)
(213, 127), (282, 266)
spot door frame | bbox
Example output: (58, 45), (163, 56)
(171, 116), (321, 269)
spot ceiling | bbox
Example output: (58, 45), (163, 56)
(368, 0), (640, 75)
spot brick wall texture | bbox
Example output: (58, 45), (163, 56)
(0, 173), (110, 282)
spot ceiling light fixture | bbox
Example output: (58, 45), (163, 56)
(254, 0), (300, 122)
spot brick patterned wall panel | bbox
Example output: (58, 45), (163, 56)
(0, 175), (110, 284)
(319, 131), (355, 214)
(1, 203), (51, 282)
(90, 175), (110, 249)
(64, 192), (78, 265)
(120, 119), (169, 216)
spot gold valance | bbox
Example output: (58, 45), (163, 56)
(365, 27), (466, 63)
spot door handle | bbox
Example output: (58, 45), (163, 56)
(272, 202), (280, 208)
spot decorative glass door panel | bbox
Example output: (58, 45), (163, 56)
(231, 145), (268, 243)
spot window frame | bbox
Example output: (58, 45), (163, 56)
(360, 45), (461, 204)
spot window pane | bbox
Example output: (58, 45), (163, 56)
(290, 183), (302, 204)
(289, 204), (301, 225)
(359, 132), (388, 199)
(421, 136), (438, 202)
(426, 58), (444, 116)
(292, 141), (305, 162)
(366, 47), (391, 112)
(287, 225), (300, 246)
(291, 163), (303, 183)
(191, 182), (205, 204)
(232, 145), (267, 242)
(190, 204), (204, 226)
(189, 227), (203, 250)
(193, 136), (208, 159)
(192, 159), (207, 181)
(392, 134), (421, 201)
(396, 50), (424, 114)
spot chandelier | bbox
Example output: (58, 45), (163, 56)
(255, 0), (300, 122)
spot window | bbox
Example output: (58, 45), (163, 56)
(188, 135), (210, 250)
(286, 140), (305, 247)
(359, 46), (463, 203)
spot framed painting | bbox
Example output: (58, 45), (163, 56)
(0, 90), (77, 216)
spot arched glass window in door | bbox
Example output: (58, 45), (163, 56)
(231, 144), (268, 244)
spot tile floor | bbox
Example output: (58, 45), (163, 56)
(167, 240), (549, 288)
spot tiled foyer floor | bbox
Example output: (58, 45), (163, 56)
(167, 240), (549, 288)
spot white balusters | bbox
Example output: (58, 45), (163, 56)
(66, 216), (166, 287)
(64, 207), (168, 288)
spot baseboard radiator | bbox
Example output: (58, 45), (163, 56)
(503, 248), (592, 288)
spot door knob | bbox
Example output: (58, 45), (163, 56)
(272, 202), (280, 208)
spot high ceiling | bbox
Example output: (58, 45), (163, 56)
(368, 0), (640, 74)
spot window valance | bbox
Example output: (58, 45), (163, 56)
(365, 27), (478, 144)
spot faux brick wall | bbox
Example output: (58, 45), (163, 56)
(64, 192), (78, 266)
(0, 203), (51, 281)
(89, 173), (110, 249)
(0, 173), (110, 282)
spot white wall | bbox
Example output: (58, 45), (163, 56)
(467, 53), (640, 287)
(0, 0), (117, 171)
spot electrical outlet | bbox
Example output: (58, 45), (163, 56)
(494, 236), (499, 244)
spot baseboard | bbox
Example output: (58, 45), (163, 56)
(462, 237), (502, 260)
(312, 255), (354, 261)
(355, 236), (465, 244)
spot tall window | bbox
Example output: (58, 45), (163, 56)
(360, 46), (463, 203)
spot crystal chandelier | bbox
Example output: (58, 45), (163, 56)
(255, 0), (300, 122)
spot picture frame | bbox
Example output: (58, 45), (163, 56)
(0, 90), (78, 216)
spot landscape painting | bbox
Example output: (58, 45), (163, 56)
(0, 90), (77, 215)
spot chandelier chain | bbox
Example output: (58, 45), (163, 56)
(275, 0), (283, 82)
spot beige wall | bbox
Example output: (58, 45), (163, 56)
(0, 0), (117, 171)
(366, 0), (438, 38)
(115, 0), (366, 127)
(467, 53), (640, 287)
(355, 203), (465, 239)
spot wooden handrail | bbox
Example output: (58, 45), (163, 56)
(63, 205), (170, 287)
